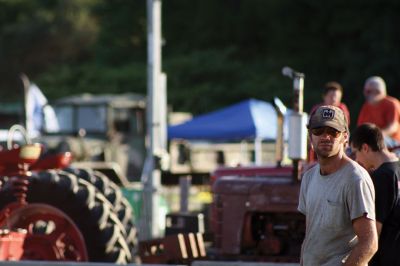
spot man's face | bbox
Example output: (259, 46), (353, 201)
(351, 144), (373, 170)
(309, 126), (347, 159)
(323, 90), (342, 106)
(364, 82), (383, 103)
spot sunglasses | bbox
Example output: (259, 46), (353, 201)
(310, 127), (342, 138)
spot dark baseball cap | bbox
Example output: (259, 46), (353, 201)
(308, 105), (348, 132)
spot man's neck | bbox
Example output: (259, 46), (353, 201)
(371, 149), (399, 169)
(319, 152), (349, 175)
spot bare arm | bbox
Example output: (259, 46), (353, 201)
(343, 215), (378, 266)
(376, 221), (382, 237)
(382, 120), (399, 137)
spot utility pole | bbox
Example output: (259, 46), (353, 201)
(282, 67), (307, 181)
(141, 0), (166, 240)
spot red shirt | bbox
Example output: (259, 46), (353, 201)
(357, 96), (400, 142)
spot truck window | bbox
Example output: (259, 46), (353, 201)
(76, 106), (107, 133)
(53, 106), (73, 133)
(52, 105), (107, 134)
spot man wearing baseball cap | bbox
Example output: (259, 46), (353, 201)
(298, 105), (378, 265)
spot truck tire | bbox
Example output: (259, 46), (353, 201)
(62, 167), (138, 255)
(0, 170), (132, 263)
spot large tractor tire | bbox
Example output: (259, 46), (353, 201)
(0, 170), (131, 264)
(63, 167), (138, 255)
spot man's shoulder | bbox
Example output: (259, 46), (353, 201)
(373, 161), (400, 178)
(302, 161), (368, 179)
(343, 160), (371, 182)
(383, 96), (400, 107)
(303, 164), (319, 178)
(300, 165), (319, 188)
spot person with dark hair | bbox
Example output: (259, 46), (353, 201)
(350, 123), (400, 266)
(310, 81), (350, 126)
(308, 82), (350, 162)
(299, 105), (377, 265)
(357, 76), (400, 148)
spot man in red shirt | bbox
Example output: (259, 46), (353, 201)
(357, 76), (400, 148)
(310, 81), (350, 126)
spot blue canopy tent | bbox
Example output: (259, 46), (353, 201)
(168, 98), (289, 141)
(168, 99), (290, 164)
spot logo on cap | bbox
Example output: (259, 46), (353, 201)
(321, 108), (335, 120)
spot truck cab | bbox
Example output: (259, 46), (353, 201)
(41, 93), (147, 184)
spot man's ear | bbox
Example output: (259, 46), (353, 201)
(342, 131), (349, 143)
(308, 133), (314, 148)
(361, 143), (370, 153)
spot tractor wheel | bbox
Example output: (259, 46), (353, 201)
(3, 203), (89, 261)
(63, 167), (138, 254)
(0, 170), (132, 263)
(63, 168), (124, 208)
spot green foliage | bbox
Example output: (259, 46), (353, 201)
(0, 0), (99, 75)
(36, 62), (146, 100)
(165, 48), (292, 113)
(91, 0), (146, 64)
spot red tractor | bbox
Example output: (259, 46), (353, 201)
(0, 74), (139, 263)
(0, 125), (135, 263)
(209, 165), (305, 262)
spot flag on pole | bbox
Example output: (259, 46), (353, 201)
(26, 83), (59, 138)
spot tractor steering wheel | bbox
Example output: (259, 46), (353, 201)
(7, 125), (31, 150)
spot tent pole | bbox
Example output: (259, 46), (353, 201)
(254, 137), (262, 165)
(240, 140), (247, 163)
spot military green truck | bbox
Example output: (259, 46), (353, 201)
(41, 93), (147, 185)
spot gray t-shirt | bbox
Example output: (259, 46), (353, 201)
(298, 160), (375, 266)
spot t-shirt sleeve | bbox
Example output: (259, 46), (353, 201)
(298, 174), (308, 215)
(346, 176), (376, 221)
(383, 98), (398, 126)
(372, 171), (396, 223)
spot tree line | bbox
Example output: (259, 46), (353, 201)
(1, 0), (399, 130)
